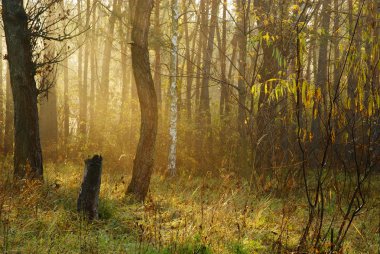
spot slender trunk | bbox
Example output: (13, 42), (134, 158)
(0, 34), (3, 153)
(80, 0), (91, 138)
(126, 0), (158, 201)
(311, 0), (331, 147)
(183, 0), (192, 121)
(2, 0), (43, 179)
(98, 0), (119, 133)
(89, 0), (97, 142)
(119, 27), (128, 125)
(197, 0), (218, 165)
(195, 0), (208, 110)
(168, 0), (179, 176)
(78, 0), (84, 137)
(63, 52), (69, 148)
(236, 0), (248, 170)
(154, 0), (162, 107)
(61, 1), (70, 151)
(219, 0), (228, 120)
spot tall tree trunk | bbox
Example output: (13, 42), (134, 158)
(118, 3), (130, 152)
(183, 0), (193, 121)
(197, 0), (218, 166)
(236, 0), (248, 170)
(195, 0), (209, 110)
(77, 0), (84, 137)
(168, 0), (179, 176)
(80, 0), (91, 139)
(126, 0), (158, 201)
(154, 0), (162, 107)
(63, 52), (69, 150)
(2, 0), (43, 179)
(347, 0), (362, 112)
(218, 0), (229, 122)
(97, 0), (119, 138)
(61, 1), (70, 152)
(0, 33), (3, 153)
(311, 0), (331, 148)
(89, 0), (98, 142)
(119, 25), (128, 125)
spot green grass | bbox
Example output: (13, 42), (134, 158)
(0, 161), (378, 253)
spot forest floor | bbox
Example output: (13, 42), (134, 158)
(0, 161), (378, 253)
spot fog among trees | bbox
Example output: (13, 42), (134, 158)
(0, 0), (379, 253)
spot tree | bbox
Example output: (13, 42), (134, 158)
(0, 33), (3, 153)
(236, 0), (248, 170)
(311, 0), (331, 150)
(97, 0), (119, 141)
(2, 0), (43, 179)
(168, 0), (179, 176)
(126, 0), (158, 201)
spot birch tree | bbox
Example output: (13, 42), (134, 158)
(168, 0), (179, 176)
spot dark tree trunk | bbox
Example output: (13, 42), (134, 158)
(63, 52), (70, 149)
(126, 0), (158, 201)
(311, 0), (331, 148)
(77, 0), (84, 137)
(196, 0), (218, 165)
(77, 155), (103, 220)
(183, 0), (192, 121)
(194, 0), (208, 111)
(97, 0), (119, 136)
(2, 0), (43, 179)
(89, 0), (98, 142)
(79, 0), (92, 139)
(218, 0), (229, 121)
(236, 0), (248, 170)
(62, 1), (70, 152)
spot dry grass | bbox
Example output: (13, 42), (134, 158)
(0, 160), (378, 253)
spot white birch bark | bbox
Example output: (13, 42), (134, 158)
(168, 0), (179, 176)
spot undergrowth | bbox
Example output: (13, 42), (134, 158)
(0, 160), (378, 253)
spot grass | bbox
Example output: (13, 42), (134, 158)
(0, 160), (379, 253)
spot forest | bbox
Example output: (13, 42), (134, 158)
(0, 0), (379, 253)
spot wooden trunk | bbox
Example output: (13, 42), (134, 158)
(77, 155), (103, 220)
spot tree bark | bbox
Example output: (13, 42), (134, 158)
(62, 1), (70, 152)
(196, 0), (218, 166)
(236, 0), (248, 170)
(80, 0), (92, 138)
(311, 0), (331, 148)
(77, 0), (84, 137)
(0, 34), (3, 153)
(97, 0), (119, 137)
(168, 0), (179, 176)
(2, 0), (43, 179)
(154, 0), (162, 107)
(89, 0), (98, 142)
(126, 0), (158, 201)
(183, 0), (193, 121)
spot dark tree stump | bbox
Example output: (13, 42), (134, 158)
(77, 155), (103, 220)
